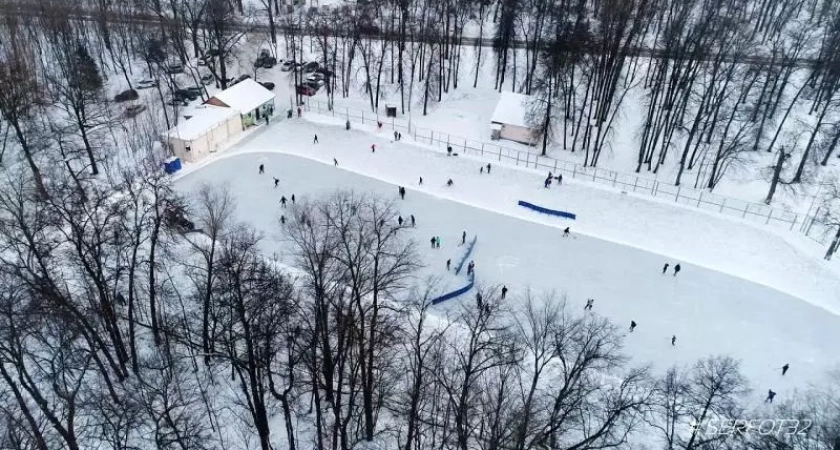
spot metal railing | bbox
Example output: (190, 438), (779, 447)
(302, 98), (831, 245)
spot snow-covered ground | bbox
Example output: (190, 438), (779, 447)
(173, 115), (840, 405)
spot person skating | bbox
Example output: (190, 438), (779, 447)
(280, 196), (287, 208)
(291, 194), (296, 204)
(419, 176), (423, 185)
(447, 179), (454, 187)
(630, 321), (637, 332)
(447, 146), (452, 156)
(313, 134), (318, 144)
(563, 227), (570, 237)
(398, 216), (404, 226)
(467, 261), (475, 276)
(430, 236), (436, 249)
(674, 264), (681, 276)
(544, 177), (552, 188)
(662, 263), (670, 274)
(280, 215), (286, 224)
(398, 132), (402, 141)
(446, 259), (451, 271)
(480, 166), (484, 174)
(399, 187), (406, 200)
(501, 285), (508, 299)
(462, 231), (467, 245)
(410, 215), (415, 227)
(394, 130), (398, 141)
(671, 335), (677, 346)
(782, 363), (790, 376)
(297, 107), (301, 117)
(435, 236), (441, 249)
(371, 144), (376, 153)
(557, 174), (563, 185)
(487, 163), (491, 174)
(259, 164), (265, 174)
(274, 177), (280, 188)
(584, 299), (594, 310)
(476, 292), (483, 309)
(766, 390), (776, 403)
(334, 158), (339, 166)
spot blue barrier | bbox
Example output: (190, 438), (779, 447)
(431, 273), (475, 305)
(518, 201), (577, 220)
(454, 236), (478, 276)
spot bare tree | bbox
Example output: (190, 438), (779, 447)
(185, 183), (237, 365)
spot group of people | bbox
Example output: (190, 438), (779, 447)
(544, 171), (564, 188)
(259, 164), (299, 225)
(397, 215), (416, 227)
(662, 262), (682, 276)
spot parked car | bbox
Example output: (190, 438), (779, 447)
(280, 60), (295, 72)
(166, 97), (188, 107)
(124, 104), (147, 118)
(254, 50), (277, 68)
(307, 72), (325, 82)
(301, 61), (319, 73)
(185, 86), (204, 97)
(304, 76), (325, 88)
(296, 84), (317, 96)
(136, 79), (159, 89)
(173, 89), (198, 101)
(165, 63), (184, 74)
(301, 80), (322, 91)
(234, 74), (252, 84)
(201, 74), (214, 85)
(114, 89), (139, 102)
(259, 81), (275, 91)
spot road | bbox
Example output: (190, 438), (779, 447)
(0, 0), (823, 68)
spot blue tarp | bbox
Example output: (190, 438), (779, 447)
(431, 273), (475, 305)
(454, 236), (478, 276)
(518, 200), (576, 220)
(164, 157), (182, 174)
(431, 235), (478, 305)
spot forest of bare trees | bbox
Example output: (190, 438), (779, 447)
(1, 0), (840, 449)
(3, 0), (840, 198)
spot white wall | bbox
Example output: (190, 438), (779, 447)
(169, 115), (243, 163)
(500, 124), (537, 145)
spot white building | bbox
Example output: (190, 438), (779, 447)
(490, 92), (539, 146)
(166, 79), (277, 164)
(205, 79), (276, 127)
(167, 106), (242, 163)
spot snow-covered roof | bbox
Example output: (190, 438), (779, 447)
(167, 106), (238, 141)
(490, 91), (534, 128)
(209, 79), (275, 113)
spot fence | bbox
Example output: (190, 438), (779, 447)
(301, 98), (832, 245)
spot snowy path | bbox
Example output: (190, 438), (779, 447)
(175, 150), (839, 403)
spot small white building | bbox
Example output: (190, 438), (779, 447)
(490, 92), (538, 146)
(205, 79), (276, 127)
(167, 106), (242, 163)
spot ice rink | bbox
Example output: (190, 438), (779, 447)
(175, 151), (840, 404)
